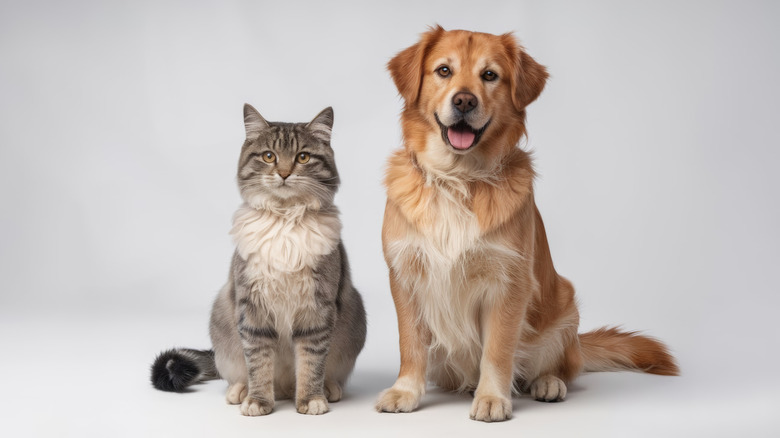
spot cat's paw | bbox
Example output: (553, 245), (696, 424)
(226, 382), (247, 405)
(529, 375), (567, 402)
(297, 397), (329, 415)
(240, 397), (273, 416)
(375, 387), (420, 413)
(469, 395), (512, 422)
(324, 381), (342, 402)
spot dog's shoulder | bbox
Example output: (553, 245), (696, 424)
(384, 149), (433, 225)
(471, 149), (536, 231)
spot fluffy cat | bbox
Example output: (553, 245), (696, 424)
(151, 104), (367, 416)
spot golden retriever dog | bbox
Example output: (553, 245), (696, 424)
(375, 26), (678, 422)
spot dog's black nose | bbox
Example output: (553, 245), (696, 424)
(452, 92), (478, 114)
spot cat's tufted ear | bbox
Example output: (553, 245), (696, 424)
(243, 103), (270, 138)
(306, 107), (334, 144)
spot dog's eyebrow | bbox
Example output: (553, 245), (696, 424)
(477, 56), (501, 69)
(432, 57), (455, 68)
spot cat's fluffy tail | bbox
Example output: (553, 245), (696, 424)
(150, 348), (220, 391)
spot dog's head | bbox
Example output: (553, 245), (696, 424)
(388, 26), (547, 170)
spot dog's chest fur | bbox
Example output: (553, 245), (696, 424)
(230, 204), (341, 328)
(386, 180), (521, 383)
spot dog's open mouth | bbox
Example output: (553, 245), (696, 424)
(435, 114), (490, 151)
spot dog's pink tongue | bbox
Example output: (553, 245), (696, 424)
(448, 127), (475, 149)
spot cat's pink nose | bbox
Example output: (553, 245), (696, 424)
(278, 167), (292, 180)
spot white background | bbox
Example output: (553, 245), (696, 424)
(1, 0), (779, 436)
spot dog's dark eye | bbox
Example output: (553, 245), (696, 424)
(482, 71), (498, 82)
(436, 66), (451, 78)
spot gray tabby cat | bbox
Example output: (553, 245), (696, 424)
(151, 104), (367, 416)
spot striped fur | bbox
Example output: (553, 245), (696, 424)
(150, 105), (366, 416)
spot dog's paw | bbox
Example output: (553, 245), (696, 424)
(239, 396), (274, 416)
(470, 395), (512, 422)
(530, 375), (567, 402)
(226, 382), (248, 405)
(325, 381), (342, 402)
(297, 397), (330, 415)
(375, 387), (420, 413)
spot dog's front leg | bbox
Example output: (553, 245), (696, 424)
(376, 274), (430, 413)
(470, 279), (531, 422)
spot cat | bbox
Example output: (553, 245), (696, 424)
(151, 104), (367, 416)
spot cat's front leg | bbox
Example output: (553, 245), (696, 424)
(237, 318), (278, 416)
(292, 322), (333, 415)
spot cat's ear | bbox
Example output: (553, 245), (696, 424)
(244, 103), (270, 138)
(306, 107), (334, 144)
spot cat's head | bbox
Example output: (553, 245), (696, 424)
(237, 104), (340, 210)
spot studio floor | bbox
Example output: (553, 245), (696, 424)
(2, 306), (776, 438)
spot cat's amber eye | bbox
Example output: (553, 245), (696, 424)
(296, 152), (310, 164)
(261, 151), (276, 163)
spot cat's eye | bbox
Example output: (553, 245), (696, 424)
(436, 65), (451, 78)
(296, 152), (311, 164)
(261, 151), (276, 163)
(482, 70), (498, 82)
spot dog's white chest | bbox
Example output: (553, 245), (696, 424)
(406, 190), (481, 265)
(386, 185), (522, 368)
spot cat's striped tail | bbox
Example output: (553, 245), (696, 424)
(150, 348), (220, 391)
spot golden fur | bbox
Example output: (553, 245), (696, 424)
(376, 26), (678, 422)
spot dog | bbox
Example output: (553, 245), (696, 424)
(375, 26), (678, 422)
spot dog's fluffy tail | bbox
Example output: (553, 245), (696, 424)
(579, 327), (679, 376)
(150, 348), (220, 392)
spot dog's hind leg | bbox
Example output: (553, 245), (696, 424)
(517, 317), (583, 402)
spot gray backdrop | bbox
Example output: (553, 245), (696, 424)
(1, 1), (778, 436)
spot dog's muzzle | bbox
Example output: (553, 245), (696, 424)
(435, 113), (491, 152)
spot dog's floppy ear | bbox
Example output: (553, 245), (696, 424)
(502, 34), (549, 111)
(388, 25), (445, 105)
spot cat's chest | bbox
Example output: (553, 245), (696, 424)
(230, 204), (341, 278)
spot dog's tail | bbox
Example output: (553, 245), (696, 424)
(579, 327), (679, 376)
(150, 348), (220, 391)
